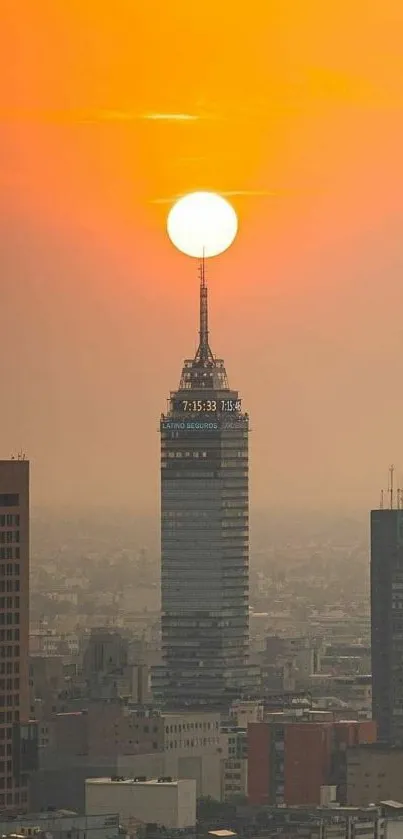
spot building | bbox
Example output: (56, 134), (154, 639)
(347, 744), (403, 806)
(248, 718), (376, 806)
(39, 705), (165, 758)
(229, 805), (386, 839)
(0, 811), (119, 839)
(30, 708), (225, 810)
(85, 777), (196, 830)
(221, 727), (248, 801)
(228, 700), (263, 728)
(0, 459), (37, 813)
(153, 262), (255, 707)
(371, 508), (403, 744)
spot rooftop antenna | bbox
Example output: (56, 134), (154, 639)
(389, 464), (395, 510)
(380, 489), (384, 510)
(195, 248), (214, 365)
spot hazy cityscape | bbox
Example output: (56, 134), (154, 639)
(30, 508), (368, 643)
(3, 1), (403, 838)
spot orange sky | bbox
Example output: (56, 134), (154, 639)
(1, 0), (403, 511)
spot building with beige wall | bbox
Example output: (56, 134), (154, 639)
(41, 705), (164, 759)
(85, 777), (196, 829)
(347, 745), (403, 806)
(229, 700), (263, 728)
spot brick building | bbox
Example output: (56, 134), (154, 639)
(248, 718), (376, 806)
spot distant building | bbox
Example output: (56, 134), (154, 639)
(220, 728), (248, 801)
(248, 718), (376, 806)
(40, 705), (165, 758)
(85, 777), (196, 830)
(347, 743), (403, 806)
(0, 811), (119, 839)
(228, 700), (263, 728)
(227, 805), (386, 839)
(371, 508), (403, 744)
(82, 630), (149, 703)
(0, 459), (38, 814)
(30, 708), (225, 811)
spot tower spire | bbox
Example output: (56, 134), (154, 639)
(195, 252), (214, 364)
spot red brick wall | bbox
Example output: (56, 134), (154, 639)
(247, 722), (271, 804)
(284, 723), (332, 805)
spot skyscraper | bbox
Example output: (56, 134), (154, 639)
(371, 506), (403, 744)
(0, 459), (37, 813)
(154, 262), (254, 708)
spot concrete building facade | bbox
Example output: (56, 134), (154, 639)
(85, 777), (196, 830)
(347, 744), (403, 806)
(371, 508), (403, 744)
(0, 459), (37, 813)
(0, 811), (119, 839)
(30, 709), (225, 811)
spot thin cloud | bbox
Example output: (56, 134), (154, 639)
(222, 190), (277, 198)
(0, 108), (203, 125)
(150, 190), (278, 205)
(143, 113), (200, 121)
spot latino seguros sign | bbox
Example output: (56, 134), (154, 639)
(162, 421), (219, 431)
(162, 420), (246, 431)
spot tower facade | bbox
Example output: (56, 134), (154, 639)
(154, 263), (253, 707)
(0, 459), (37, 814)
(371, 507), (403, 744)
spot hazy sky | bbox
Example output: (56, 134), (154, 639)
(1, 0), (403, 511)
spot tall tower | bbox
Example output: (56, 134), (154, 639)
(154, 262), (253, 708)
(371, 497), (403, 744)
(371, 468), (403, 744)
(0, 459), (37, 814)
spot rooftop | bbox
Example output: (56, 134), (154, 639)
(86, 777), (182, 786)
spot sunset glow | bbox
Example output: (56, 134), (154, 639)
(1, 1), (403, 509)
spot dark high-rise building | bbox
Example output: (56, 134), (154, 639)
(0, 459), (37, 813)
(371, 506), (403, 744)
(153, 263), (256, 707)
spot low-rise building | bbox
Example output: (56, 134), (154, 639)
(248, 718), (376, 806)
(347, 745), (403, 806)
(85, 777), (196, 830)
(234, 805), (385, 839)
(0, 811), (119, 839)
(221, 728), (247, 801)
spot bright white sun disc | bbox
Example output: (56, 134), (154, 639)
(167, 191), (238, 258)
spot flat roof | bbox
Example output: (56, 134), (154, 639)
(162, 711), (219, 717)
(380, 801), (403, 809)
(85, 777), (181, 786)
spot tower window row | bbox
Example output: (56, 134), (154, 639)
(0, 562), (20, 574)
(0, 532), (20, 544)
(0, 516), (19, 528)
(0, 549), (20, 562)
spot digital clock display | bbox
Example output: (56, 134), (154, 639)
(173, 399), (241, 413)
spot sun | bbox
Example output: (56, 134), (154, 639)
(167, 191), (238, 258)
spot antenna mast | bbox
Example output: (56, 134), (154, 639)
(389, 464), (395, 510)
(195, 251), (214, 364)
